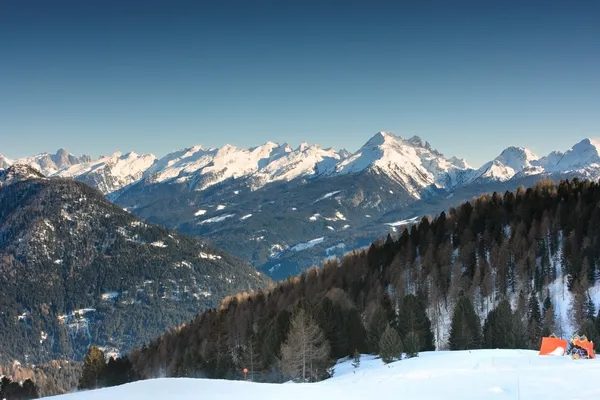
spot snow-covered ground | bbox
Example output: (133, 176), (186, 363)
(47, 349), (600, 400)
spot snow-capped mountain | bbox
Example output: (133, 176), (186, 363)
(540, 138), (600, 172)
(469, 146), (542, 182)
(333, 132), (472, 197)
(3, 133), (600, 281)
(56, 151), (157, 195)
(11, 148), (90, 176)
(141, 141), (344, 191)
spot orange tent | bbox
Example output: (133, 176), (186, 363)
(539, 335), (568, 356)
(571, 335), (596, 359)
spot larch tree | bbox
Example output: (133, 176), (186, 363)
(78, 346), (106, 390)
(280, 308), (331, 382)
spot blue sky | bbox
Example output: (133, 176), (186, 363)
(1, 0), (599, 167)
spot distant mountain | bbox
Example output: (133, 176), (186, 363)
(0, 168), (270, 364)
(3, 134), (599, 280)
(0, 149), (91, 176)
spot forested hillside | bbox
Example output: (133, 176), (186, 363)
(0, 170), (270, 365)
(120, 178), (600, 384)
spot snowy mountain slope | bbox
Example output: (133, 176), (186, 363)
(469, 146), (541, 182)
(5, 134), (600, 199)
(0, 154), (12, 169)
(141, 141), (344, 192)
(12, 148), (90, 176)
(540, 138), (600, 171)
(333, 132), (473, 197)
(56, 151), (157, 195)
(0, 164), (46, 187)
(48, 349), (600, 400)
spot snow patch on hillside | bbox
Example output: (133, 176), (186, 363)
(198, 214), (235, 224)
(290, 237), (325, 251)
(314, 191), (341, 203)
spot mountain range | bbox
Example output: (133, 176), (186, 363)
(3, 132), (599, 279)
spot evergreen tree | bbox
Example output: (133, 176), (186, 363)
(541, 295), (556, 337)
(483, 300), (524, 349)
(448, 295), (482, 350)
(78, 346), (107, 390)
(99, 356), (139, 388)
(526, 294), (543, 349)
(397, 294), (435, 351)
(281, 308), (332, 382)
(366, 306), (389, 354)
(403, 331), (420, 358)
(378, 324), (403, 364)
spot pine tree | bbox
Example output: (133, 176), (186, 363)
(483, 300), (523, 349)
(585, 294), (596, 320)
(397, 294), (435, 351)
(366, 306), (389, 354)
(541, 295), (556, 337)
(378, 324), (403, 364)
(403, 331), (420, 358)
(526, 294), (543, 350)
(281, 308), (332, 382)
(449, 295), (482, 350)
(78, 346), (106, 390)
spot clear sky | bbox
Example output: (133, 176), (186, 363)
(1, 0), (599, 167)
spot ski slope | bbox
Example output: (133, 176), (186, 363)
(48, 349), (600, 399)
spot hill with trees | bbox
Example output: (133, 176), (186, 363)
(0, 167), (271, 365)
(101, 178), (600, 386)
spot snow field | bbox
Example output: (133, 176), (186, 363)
(48, 349), (600, 400)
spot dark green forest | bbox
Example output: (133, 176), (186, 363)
(0, 177), (270, 364)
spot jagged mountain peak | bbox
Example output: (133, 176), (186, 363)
(569, 137), (600, 157)
(334, 131), (470, 196)
(362, 131), (399, 148)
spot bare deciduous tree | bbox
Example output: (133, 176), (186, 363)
(280, 308), (331, 382)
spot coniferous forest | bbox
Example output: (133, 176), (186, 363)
(6, 178), (600, 396)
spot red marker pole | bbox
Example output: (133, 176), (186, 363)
(243, 368), (248, 381)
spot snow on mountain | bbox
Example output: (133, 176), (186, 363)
(469, 139), (600, 184)
(56, 151), (157, 194)
(540, 138), (600, 172)
(333, 132), (471, 198)
(469, 146), (541, 182)
(0, 164), (45, 187)
(7, 135), (600, 198)
(48, 349), (600, 400)
(0, 154), (12, 169)
(15, 148), (90, 176)
(143, 141), (345, 191)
